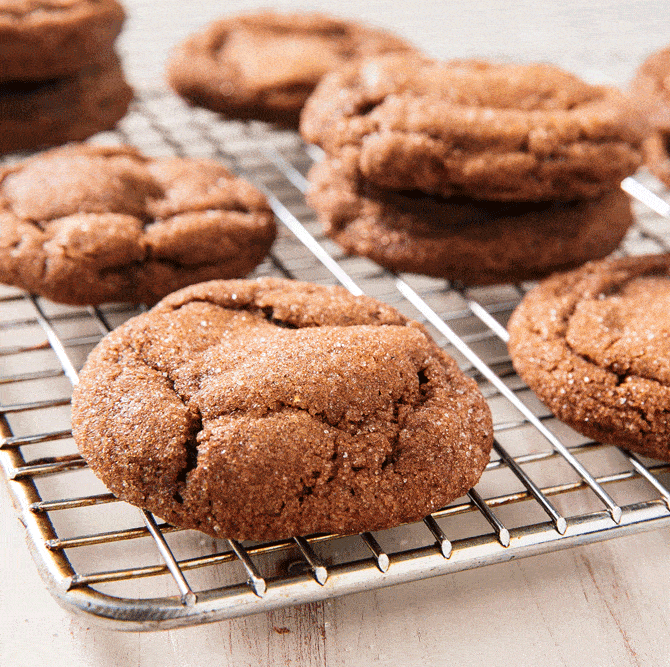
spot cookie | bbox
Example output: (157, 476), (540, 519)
(630, 44), (670, 187)
(642, 130), (670, 187)
(630, 43), (670, 131)
(166, 10), (414, 128)
(0, 144), (276, 305)
(0, 0), (125, 82)
(507, 254), (670, 461)
(0, 54), (132, 154)
(301, 55), (644, 202)
(71, 277), (493, 540)
(306, 150), (635, 285)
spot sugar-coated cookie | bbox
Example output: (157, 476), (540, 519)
(508, 254), (670, 460)
(167, 11), (414, 128)
(301, 55), (644, 201)
(72, 277), (493, 540)
(0, 144), (276, 304)
(0, 0), (125, 82)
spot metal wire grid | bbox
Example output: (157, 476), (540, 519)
(1, 89), (670, 631)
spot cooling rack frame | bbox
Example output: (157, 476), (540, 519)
(1, 90), (670, 631)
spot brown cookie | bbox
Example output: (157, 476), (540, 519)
(507, 254), (670, 461)
(630, 43), (670, 131)
(166, 10), (414, 128)
(642, 130), (670, 187)
(306, 150), (635, 285)
(301, 55), (644, 202)
(0, 54), (132, 154)
(630, 45), (670, 187)
(71, 277), (493, 540)
(0, 144), (276, 305)
(0, 0), (125, 82)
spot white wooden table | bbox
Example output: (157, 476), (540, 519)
(1, 2), (669, 665)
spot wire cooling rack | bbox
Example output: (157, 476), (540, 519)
(1, 89), (670, 631)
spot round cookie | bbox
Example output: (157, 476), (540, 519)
(0, 0), (125, 82)
(166, 10), (414, 128)
(0, 54), (132, 154)
(72, 277), (493, 540)
(0, 144), (276, 305)
(507, 254), (670, 461)
(301, 55), (644, 202)
(306, 150), (635, 285)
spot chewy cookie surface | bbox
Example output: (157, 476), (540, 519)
(0, 0), (125, 82)
(301, 54), (643, 201)
(508, 254), (670, 461)
(166, 10), (414, 127)
(72, 278), (493, 540)
(0, 144), (276, 304)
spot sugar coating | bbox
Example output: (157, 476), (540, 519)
(72, 277), (493, 540)
(301, 54), (644, 202)
(508, 254), (670, 460)
(0, 144), (276, 304)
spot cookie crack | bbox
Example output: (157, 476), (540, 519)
(532, 307), (668, 432)
(562, 322), (670, 392)
(130, 352), (206, 501)
(171, 298), (307, 330)
(173, 408), (202, 503)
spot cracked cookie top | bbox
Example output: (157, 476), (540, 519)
(0, 0), (125, 82)
(71, 277), (493, 540)
(300, 54), (644, 201)
(0, 144), (276, 305)
(166, 10), (414, 128)
(507, 254), (670, 460)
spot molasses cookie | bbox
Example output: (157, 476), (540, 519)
(307, 150), (635, 285)
(0, 0), (125, 82)
(72, 277), (493, 540)
(0, 54), (132, 154)
(0, 144), (276, 305)
(166, 11), (414, 128)
(641, 130), (670, 187)
(631, 43), (670, 131)
(631, 44), (670, 187)
(507, 254), (670, 461)
(301, 55), (644, 201)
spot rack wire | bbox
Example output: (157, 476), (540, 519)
(1, 89), (670, 631)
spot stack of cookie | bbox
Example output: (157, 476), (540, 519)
(166, 10), (415, 129)
(301, 54), (646, 285)
(0, 0), (132, 154)
(631, 43), (670, 188)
